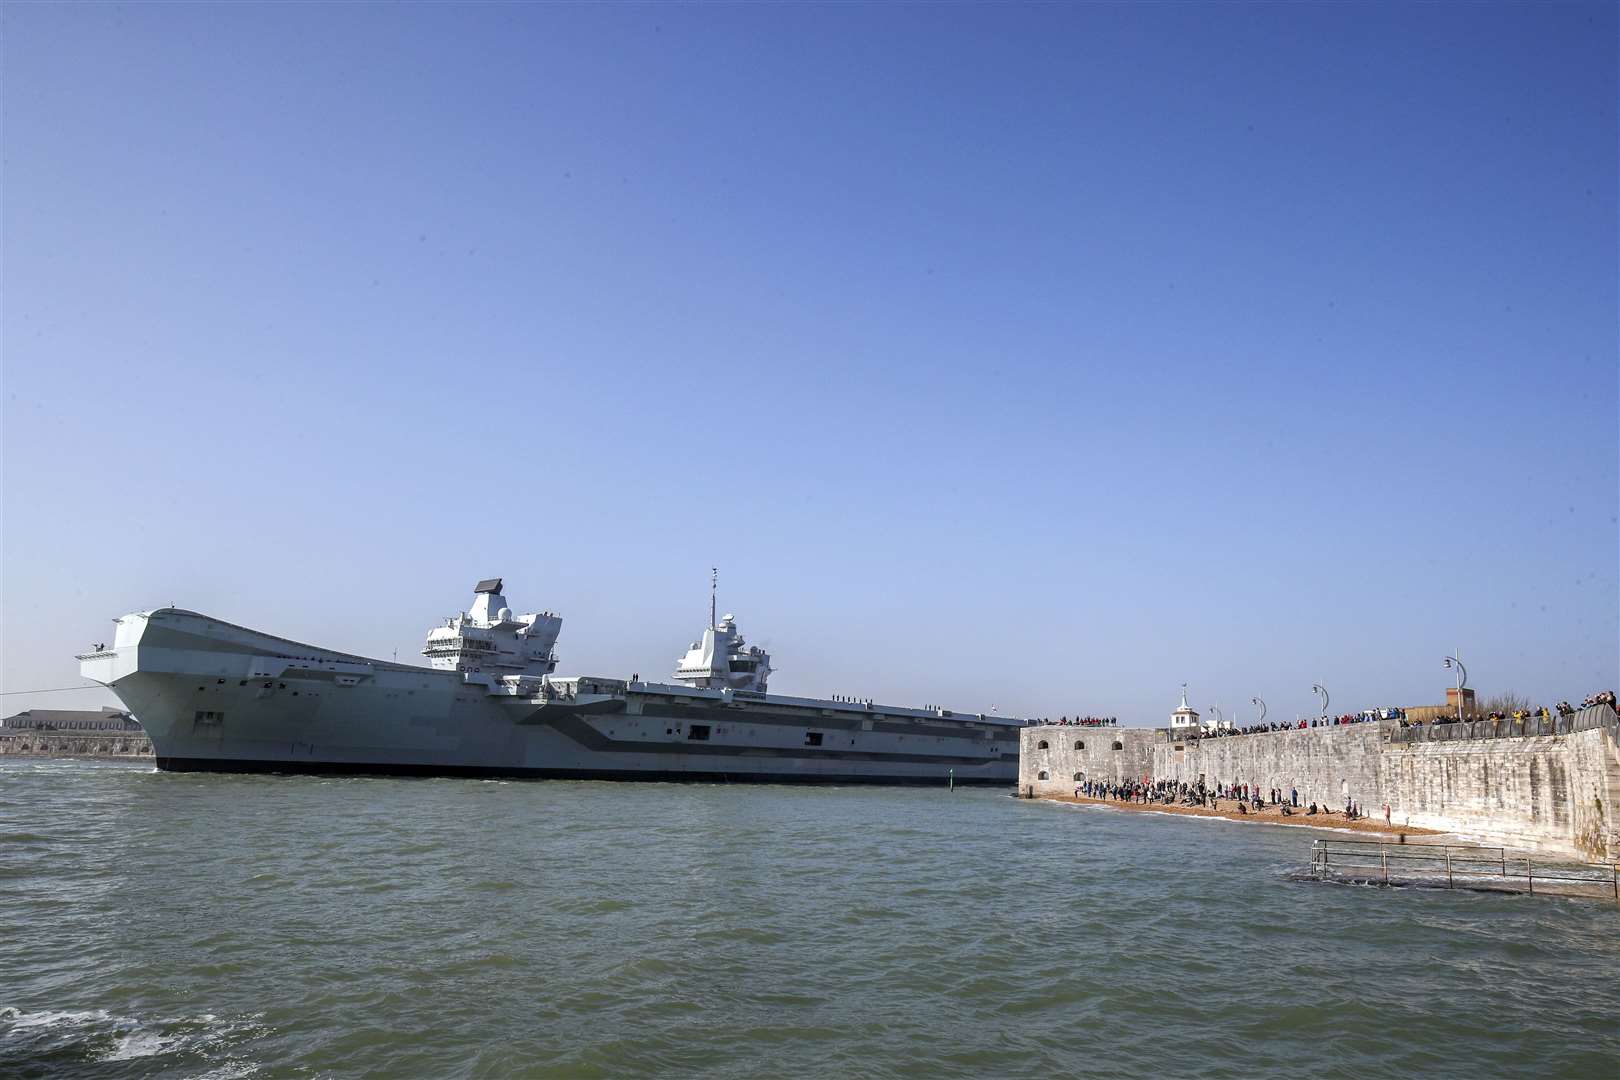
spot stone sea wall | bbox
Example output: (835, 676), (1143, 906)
(0, 732), (153, 759)
(1155, 724), (1385, 812)
(1381, 725), (1620, 860)
(1020, 725), (1386, 811)
(1022, 729), (1157, 788)
(1021, 708), (1620, 861)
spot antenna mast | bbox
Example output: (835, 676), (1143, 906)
(710, 567), (717, 631)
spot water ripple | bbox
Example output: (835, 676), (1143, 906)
(1, 761), (1617, 1079)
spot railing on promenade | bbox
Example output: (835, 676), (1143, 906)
(1385, 703), (1618, 745)
(1307, 839), (1620, 901)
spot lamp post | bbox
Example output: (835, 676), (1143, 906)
(1208, 705), (1223, 731)
(1312, 684), (1330, 718)
(1443, 654), (1468, 723)
(1251, 697), (1267, 725)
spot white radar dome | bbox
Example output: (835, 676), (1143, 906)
(497, 607), (512, 622)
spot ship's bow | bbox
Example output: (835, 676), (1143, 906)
(78, 611), (189, 750)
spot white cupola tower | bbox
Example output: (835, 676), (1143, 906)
(1170, 685), (1200, 734)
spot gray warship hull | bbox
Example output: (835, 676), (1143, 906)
(79, 609), (1020, 784)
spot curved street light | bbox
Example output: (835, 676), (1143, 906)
(1208, 705), (1223, 730)
(1443, 655), (1468, 723)
(1312, 683), (1330, 717)
(1251, 696), (1267, 725)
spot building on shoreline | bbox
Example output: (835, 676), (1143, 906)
(1, 707), (142, 731)
(1402, 686), (1480, 725)
(0, 707), (151, 759)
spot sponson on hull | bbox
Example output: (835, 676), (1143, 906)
(78, 578), (1022, 784)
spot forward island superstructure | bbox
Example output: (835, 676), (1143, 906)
(78, 579), (1021, 784)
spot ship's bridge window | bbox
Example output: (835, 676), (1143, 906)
(729, 660), (756, 672)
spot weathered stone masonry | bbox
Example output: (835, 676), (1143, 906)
(1020, 706), (1620, 861)
(0, 732), (153, 758)
(1380, 725), (1620, 860)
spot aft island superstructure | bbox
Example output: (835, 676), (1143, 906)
(78, 579), (1021, 784)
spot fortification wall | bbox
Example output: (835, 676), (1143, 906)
(1019, 709), (1620, 861)
(1018, 725), (1384, 810)
(1381, 727), (1620, 860)
(1153, 724), (1386, 811)
(0, 732), (153, 758)
(1020, 729), (1155, 795)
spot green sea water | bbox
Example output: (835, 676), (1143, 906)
(2, 758), (1616, 1079)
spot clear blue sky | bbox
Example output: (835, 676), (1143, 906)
(3, 3), (1615, 724)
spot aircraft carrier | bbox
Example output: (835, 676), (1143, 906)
(78, 578), (1022, 784)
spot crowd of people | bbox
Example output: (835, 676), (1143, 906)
(1072, 775), (1367, 819)
(1026, 690), (1615, 735)
(1199, 712), (1388, 738)
(1396, 689), (1616, 728)
(1182, 690), (1616, 736)
(1557, 689), (1617, 716)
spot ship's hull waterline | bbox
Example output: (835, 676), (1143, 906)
(81, 609), (1020, 785)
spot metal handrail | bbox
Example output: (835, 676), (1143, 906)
(1310, 840), (1619, 900)
(1386, 703), (1617, 744)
